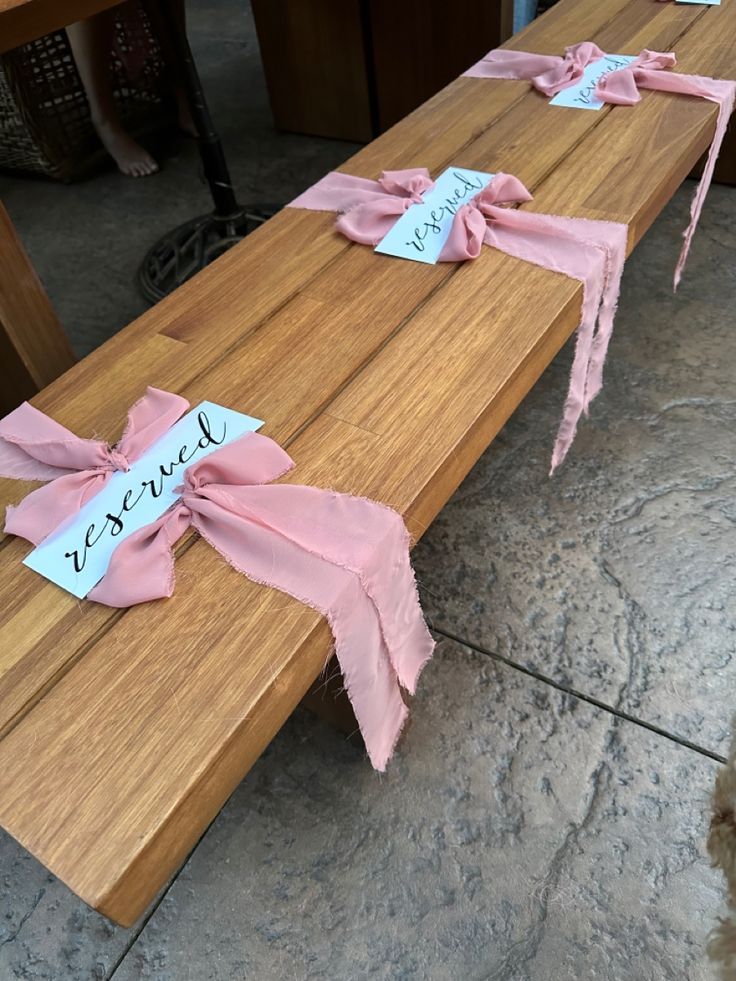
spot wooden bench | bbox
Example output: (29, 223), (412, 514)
(0, 0), (733, 926)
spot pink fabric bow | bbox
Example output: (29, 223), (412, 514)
(290, 168), (627, 472)
(464, 44), (736, 288)
(0, 387), (189, 544)
(290, 168), (435, 245)
(464, 41), (606, 96)
(0, 393), (434, 771)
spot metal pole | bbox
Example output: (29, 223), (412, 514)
(157, 0), (239, 218)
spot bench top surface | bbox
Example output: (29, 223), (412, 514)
(0, 0), (732, 925)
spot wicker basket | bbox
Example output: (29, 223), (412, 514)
(0, 1), (173, 181)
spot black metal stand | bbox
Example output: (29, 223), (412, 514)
(137, 0), (278, 303)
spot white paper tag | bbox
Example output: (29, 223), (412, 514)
(550, 55), (637, 110)
(374, 167), (495, 264)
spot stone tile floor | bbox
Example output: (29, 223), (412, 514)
(0, 1), (732, 978)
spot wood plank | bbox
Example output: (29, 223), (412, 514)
(0, 0), (728, 925)
(0, 0), (125, 54)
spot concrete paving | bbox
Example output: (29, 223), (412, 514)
(0, 1), (731, 978)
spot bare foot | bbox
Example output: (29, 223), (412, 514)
(93, 118), (159, 177)
(175, 87), (198, 138)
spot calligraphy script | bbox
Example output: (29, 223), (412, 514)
(402, 172), (484, 254)
(374, 166), (495, 265)
(66, 410), (224, 575)
(549, 55), (637, 111)
(24, 401), (263, 598)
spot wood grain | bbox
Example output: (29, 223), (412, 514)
(0, 0), (731, 925)
(0, 0), (125, 53)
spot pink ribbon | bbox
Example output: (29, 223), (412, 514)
(0, 394), (434, 771)
(0, 387), (189, 544)
(438, 173), (627, 471)
(89, 431), (434, 769)
(597, 51), (736, 288)
(290, 168), (435, 245)
(290, 169), (627, 472)
(464, 41), (607, 96)
(464, 44), (736, 288)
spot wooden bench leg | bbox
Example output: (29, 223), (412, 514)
(715, 120), (736, 186)
(690, 120), (736, 187)
(300, 657), (364, 744)
(499, 0), (514, 42)
(0, 203), (76, 415)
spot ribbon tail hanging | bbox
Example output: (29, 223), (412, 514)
(188, 486), (429, 771)
(598, 66), (736, 289)
(648, 75), (736, 290)
(217, 483), (436, 693)
(479, 207), (628, 473)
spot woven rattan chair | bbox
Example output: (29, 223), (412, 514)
(0, 0), (173, 181)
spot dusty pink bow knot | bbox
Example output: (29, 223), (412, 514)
(534, 41), (606, 95)
(290, 167), (435, 245)
(596, 49), (677, 103)
(464, 41), (606, 95)
(439, 172), (533, 260)
(0, 387), (188, 544)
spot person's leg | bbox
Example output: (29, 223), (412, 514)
(67, 10), (159, 177)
